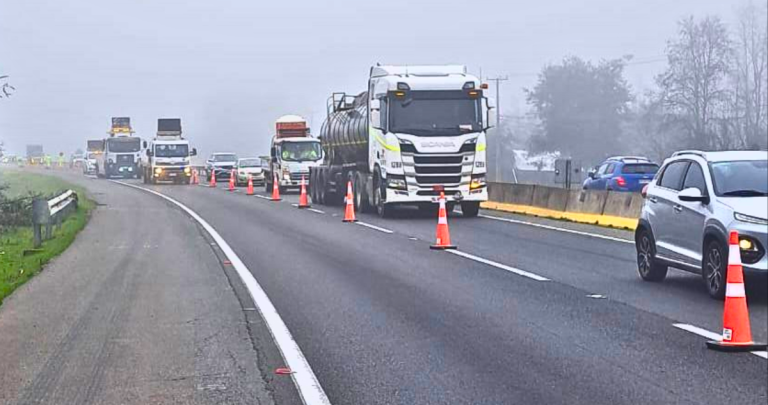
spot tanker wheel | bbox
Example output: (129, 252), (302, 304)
(355, 172), (372, 213)
(317, 172), (326, 205)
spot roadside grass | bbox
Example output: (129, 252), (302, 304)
(0, 170), (93, 305)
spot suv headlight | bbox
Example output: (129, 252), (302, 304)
(734, 212), (768, 225)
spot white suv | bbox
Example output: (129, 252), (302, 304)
(635, 150), (768, 299)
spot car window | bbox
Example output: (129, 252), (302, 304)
(621, 164), (659, 174)
(658, 161), (689, 191)
(596, 164), (608, 175)
(682, 163), (708, 194)
(604, 163), (616, 175)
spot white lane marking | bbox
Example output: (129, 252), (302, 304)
(354, 221), (394, 234)
(308, 208), (325, 215)
(446, 250), (550, 282)
(112, 181), (331, 404)
(255, 195), (273, 200)
(673, 323), (767, 360)
(291, 203), (298, 207)
(479, 214), (633, 245)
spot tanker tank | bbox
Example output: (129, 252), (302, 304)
(319, 92), (370, 170)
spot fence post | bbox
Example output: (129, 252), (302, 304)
(31, 198), (49, 248)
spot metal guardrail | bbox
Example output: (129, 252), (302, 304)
(31, 189), (78, 248)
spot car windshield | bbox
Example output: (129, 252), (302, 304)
(621, 163), (659, 174)
(389, 91), (482, 136)
(239, 158), (261, 167)
(213, 154), (237, 162)
(280, 142), (321, 161)
(710, 160), (768, 197)
(155, 144), (189, 158)
(107, 137), (141, 153)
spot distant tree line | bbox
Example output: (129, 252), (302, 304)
(522, 3), (767, 165)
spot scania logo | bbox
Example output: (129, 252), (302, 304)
(420, 141), (455, 148)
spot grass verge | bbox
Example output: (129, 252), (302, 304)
(0, 170), (94, 305)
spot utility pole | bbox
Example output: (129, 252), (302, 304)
(487, 76), (508, 182)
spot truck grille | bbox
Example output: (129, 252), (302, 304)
(415, 175), (462, 185)
(116, 155), (134, 164)
(413, 155), (463, 165)
(402, 151), (473, 187)
(290, 172), (309, 181)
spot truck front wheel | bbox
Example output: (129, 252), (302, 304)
(461, 201), (480, 218)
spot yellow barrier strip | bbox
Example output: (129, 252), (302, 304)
(481, 201), (638, 231)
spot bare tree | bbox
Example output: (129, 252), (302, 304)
(0, 75), (15, 98)
(732, 2), (768, 149)
(656, 16), (733, 150)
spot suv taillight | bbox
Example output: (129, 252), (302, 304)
(616, 176), (626, 187)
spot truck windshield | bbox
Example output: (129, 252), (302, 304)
(280, 142), (322, 161)
(107, 137), (141, 153)
(155, 144), (189, 158)
(389, 91), (482, 136)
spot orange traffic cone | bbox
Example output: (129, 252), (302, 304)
(246, 174), (254, 195)
(209, 168), (217, 188)
(342, 181), (357, 222)
(707, 231), (767, 352)
(298, 175), (310, 208)
(430, 192), (456, 250)
(228, 170), (236, 192)
(271, 173), (281, 201)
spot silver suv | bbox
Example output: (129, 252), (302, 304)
(635, 150), (768, 299)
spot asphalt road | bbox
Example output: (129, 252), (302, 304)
(137, 179), (766, 404)
(2, 170), (766, 404)
(0, 170), (297, 405)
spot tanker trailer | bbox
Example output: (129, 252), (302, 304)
(310, 65), (492, 218)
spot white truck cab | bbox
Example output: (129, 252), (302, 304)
(266, 115), (323, 192)
(143, 119), (196, 184)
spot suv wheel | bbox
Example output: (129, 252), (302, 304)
(636, 228), (668, 282)
(703, 240), (727, 299)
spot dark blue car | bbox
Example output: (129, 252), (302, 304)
(583, 156), (660, 192)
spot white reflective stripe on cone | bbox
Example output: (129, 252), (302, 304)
(729, 245), (742, 265)
(726, 282), (746, 298)
(438, 215), (448, 225)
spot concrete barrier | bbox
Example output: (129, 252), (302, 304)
(564, 189), (608, 215)
(602, 192), (644, 218)
(544, 187), (570, 211)
(484, 182), (644, 230)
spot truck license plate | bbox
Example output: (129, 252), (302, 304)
(169, 173), (177, 177)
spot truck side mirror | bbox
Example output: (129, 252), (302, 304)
(484, 97), (496, 130)
(190, 148), (197, 156)
(143, 141), (148, 148)
(146, 149), (153, 157)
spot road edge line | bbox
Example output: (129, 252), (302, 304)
(112, 181), (332, 404)
(446, 250), (550, 281)
(672, 323), (767, 360)
(479, 214), (633, 245)
(355, 221), (394, 234)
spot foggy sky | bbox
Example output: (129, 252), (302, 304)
(0, 0), (743, 158)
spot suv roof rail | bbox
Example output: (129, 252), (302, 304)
(671, 150), (707, 158)
(605, 155), (651, 162)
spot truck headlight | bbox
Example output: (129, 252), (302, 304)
(387, 176), (407, 190)
(154, 167), (163, 174)
(470, 175), (486, 189)
(474, 161), (485, 168)
(391, 161), (403, 169)
(184, 167), (191, 174)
